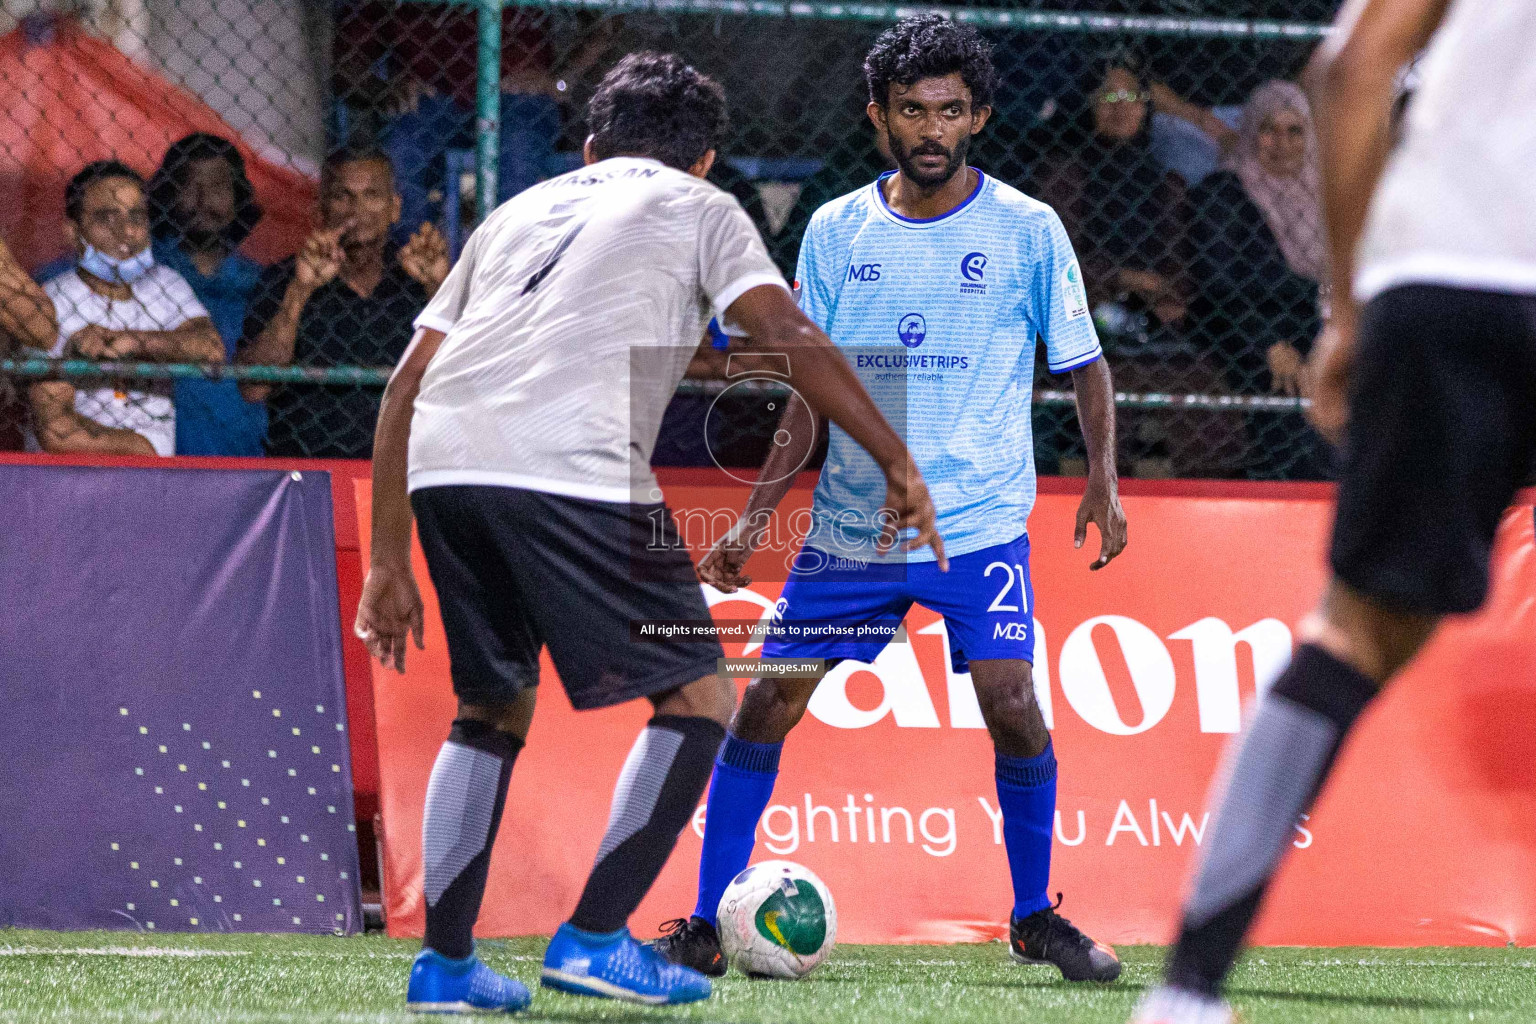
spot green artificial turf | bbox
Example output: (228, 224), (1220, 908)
(1, 929), (1531, 1023)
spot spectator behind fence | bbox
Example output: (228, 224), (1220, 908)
(0, 235), (56, 354)
(1188, 80), (1328, 480)
(239, 147), (448, 458)
(1188, 80), (1325, 396)
(149, 133), (269, 456)
(1030, 53), (1188, 345)
(27, 162), (223, 456)
(0, 235), (58, 449)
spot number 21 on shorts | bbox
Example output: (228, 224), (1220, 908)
(984, 560), (1030, 615)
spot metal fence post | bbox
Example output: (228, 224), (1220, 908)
(475, 0), (502, 221)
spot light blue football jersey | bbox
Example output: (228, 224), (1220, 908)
(795, 169), (1101, 562)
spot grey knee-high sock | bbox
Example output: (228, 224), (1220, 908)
(568, 715), (725, 934)
(422, 719), (523, 960)
(1167, 644), (1378, 996)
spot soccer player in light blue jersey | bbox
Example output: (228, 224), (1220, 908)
(654, 16), (1127, 982)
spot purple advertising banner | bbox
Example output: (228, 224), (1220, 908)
(0, 465), (362, 934)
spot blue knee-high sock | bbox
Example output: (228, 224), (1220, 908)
(691, 734), (781, 926)
(996, 742), (1057, 919)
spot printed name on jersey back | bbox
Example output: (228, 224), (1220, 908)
(533, 162), (662, 191)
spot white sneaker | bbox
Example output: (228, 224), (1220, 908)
(1129, 986), (1235, 1024)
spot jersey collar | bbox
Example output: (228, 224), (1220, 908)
(872, 168), (987, 228)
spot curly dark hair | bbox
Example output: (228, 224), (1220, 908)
(864, 14), (996, 110)
(148, 133), (264, 247)
(65, 160), (146, 223)
(585, 52), (729, 172)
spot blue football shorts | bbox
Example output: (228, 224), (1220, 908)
(760, 532), (1035, 672)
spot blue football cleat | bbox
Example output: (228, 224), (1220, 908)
(540, 922), (712, 1005)
(407, 947), (531, 1014)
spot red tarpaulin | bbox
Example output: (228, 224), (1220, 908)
(0, 16), (315, 271)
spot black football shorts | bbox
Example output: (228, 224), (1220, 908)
(411, 485), (722, 709)
(1330, 285), (1536, 614)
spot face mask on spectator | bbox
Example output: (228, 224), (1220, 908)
(79, 243), (154, 284)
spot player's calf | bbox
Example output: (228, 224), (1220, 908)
(970, 658), (1050, 758)
(968, 657), (1115, 979)
(550, 701), (723, 1003)
(412, 707), (534, 1014)
(421, 712), (528, 961)
(729, 674), (820, 744)
(567, 707), (725, 937)
(654, 674), (820, 972)
(1166, 640), (1379, 997)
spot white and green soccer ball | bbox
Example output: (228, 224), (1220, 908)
(716, 860), (837, 979)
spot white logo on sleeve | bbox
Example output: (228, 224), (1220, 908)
(1062, 262), (1090, 321)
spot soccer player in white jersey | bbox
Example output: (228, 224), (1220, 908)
(1133, 1), (1536, 1021)
(354, 53), (943, 1013)
(655, 16), (1127, 983)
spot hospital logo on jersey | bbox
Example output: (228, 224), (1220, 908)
(959, 251), (988, 295)
(898, 313), (927, 348)
(1062, 261), (1090, 320)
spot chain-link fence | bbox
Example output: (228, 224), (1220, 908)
(0, 0), (1339, 478)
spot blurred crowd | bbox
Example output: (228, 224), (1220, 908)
(0, 35), (1335, 479)
(1, 139), (447, 458)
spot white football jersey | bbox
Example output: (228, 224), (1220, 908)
(1355, 0), (1536, 300)
(409, 157), (785, 501)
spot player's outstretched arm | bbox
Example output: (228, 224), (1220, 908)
(1304, 0), (1451, 442)
(355, 326), (445, 672)
(1070, 356), (1127, 570)
(724, 283), (947, 570)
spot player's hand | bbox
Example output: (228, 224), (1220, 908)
(354, 564), (425, 673)
(878, 456), (947, 571)
(1305, 317), (1356, 445)
(295, 225), (347, 291)
(697, 532), (755, 593)
(1075, 469), (1127, 570)
(399, 223), (450, 295)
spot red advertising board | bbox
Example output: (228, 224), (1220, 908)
(358, 477), (1536, 946)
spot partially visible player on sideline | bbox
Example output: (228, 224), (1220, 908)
(1133, 2), (1536, 1021)
(654, 16), (1126, 983)
(355, 52), (943, 1013)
